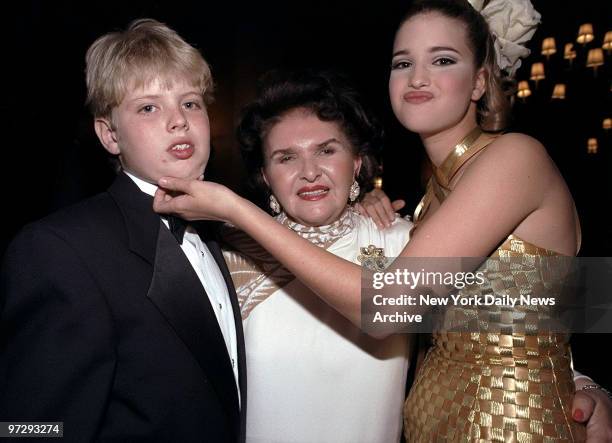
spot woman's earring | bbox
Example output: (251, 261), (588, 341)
(269, 194), (281, 214)
(349, 180), (360, 202)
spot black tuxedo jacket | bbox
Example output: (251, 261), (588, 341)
(0, 173), (246, 442)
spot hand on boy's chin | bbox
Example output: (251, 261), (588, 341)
(156, 174), (204, 198)
(165, 169), (205, 182)
(168, 171), (204, 181)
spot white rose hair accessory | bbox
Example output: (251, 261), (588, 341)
(468, 0), (541, 77)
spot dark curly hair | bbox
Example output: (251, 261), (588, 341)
(237, 69), (383, 210)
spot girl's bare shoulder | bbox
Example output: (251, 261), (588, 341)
(470, 132), (552, 175)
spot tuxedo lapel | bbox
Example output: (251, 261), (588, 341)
(108, 174), (240, 430)
(148, 223), (240, 427)
(108, 173), (158, 265)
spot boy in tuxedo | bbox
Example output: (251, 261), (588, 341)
(0, 19), (245, 442)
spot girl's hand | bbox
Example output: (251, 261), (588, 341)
(572, 379), (612, 442)
(153, 177), (242, 223)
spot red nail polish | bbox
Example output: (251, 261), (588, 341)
(573, 409), (584, 421)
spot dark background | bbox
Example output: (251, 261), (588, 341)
(2, 1), (611, 384)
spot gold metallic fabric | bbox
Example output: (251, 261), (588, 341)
(404, 237), (584, 442)
(404, 132), (585, 442)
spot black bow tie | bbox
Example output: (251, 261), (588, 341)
(166, 215), (188, 244)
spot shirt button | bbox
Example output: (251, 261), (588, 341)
(219, 303), (223, 310)
(232, 358), (235, 367)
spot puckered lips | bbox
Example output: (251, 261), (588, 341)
(167, 138), (195, 159)
(403, 91), (434, 104)
(297, 184), (330, 201)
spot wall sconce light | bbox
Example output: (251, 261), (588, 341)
(603, 118), (612, 131)
(587, 48), (604, 76)
(564, 43), (577, 66)
(517, 81), (532, 101)
(552, 83), (566, 100)
(603, 31), (612, 53)
(577, 23), (594, 45)
(373, 177), (383, 190)
(530, 62), (545, 87)
(587, 138), (598, 154)
(541, 37), (557, 59)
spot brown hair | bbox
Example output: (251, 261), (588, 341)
(398, 0), (510, 131)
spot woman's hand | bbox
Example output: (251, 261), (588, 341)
(354, 188), (405, 229)
(153, 177), (242, 223)
(572, 379), (612, 442)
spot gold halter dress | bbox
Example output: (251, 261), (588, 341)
(403, 128), (585, 442)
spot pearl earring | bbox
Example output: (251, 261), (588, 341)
(269, 194), (281, 214)
(349, 180), (360, 202)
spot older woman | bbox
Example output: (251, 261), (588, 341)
(220, 70), (413, 443)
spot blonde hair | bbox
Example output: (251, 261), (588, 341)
(85, 18), (213, 120)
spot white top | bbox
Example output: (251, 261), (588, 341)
(125, 172), (240, 398)
(237, 212), (413, 443)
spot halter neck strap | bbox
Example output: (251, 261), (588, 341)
(434, 127), (501, 190)
(413, 128), (499, 225)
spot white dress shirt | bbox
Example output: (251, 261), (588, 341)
(125, 172), (240, 401)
